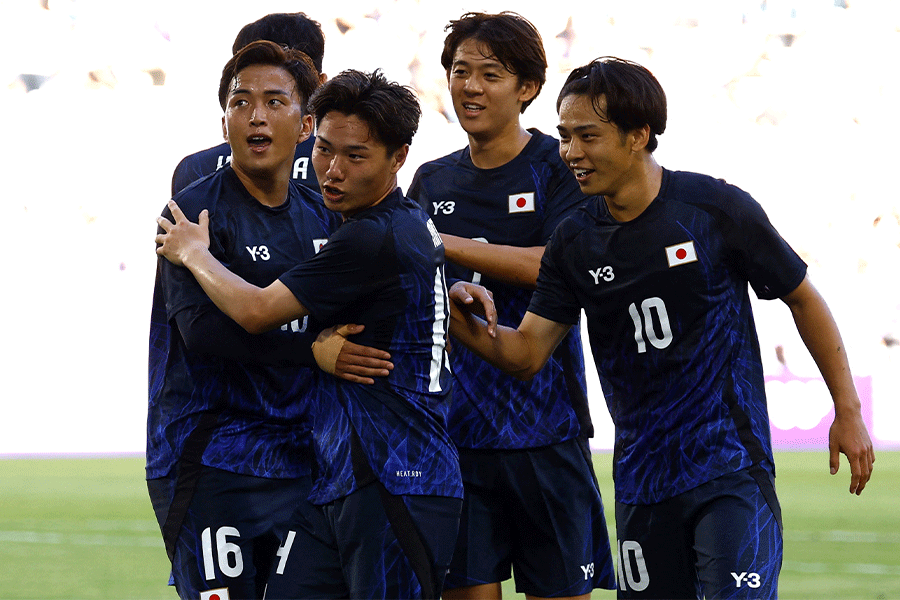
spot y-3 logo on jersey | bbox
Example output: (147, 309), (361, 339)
(589, 266), (615, 283)
(433, 200), (455, 215)
(731, 572), (761, 589)
(245, 246), (270, 261)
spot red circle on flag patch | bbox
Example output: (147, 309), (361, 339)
(210, 595), (220, 600)
(676, 248), (687, 260)
(516, 197), (527, 208)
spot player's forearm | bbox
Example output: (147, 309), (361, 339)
(449, 306), (540, 380)
(784, 280), (860, 415)
(181, 247), (291, 334)
(442, 233), (543, 288)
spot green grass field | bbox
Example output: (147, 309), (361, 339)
(0, 452), (897, 600)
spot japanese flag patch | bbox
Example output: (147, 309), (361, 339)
(200, 588), (231, 600)
(508, 192), (535, 213)
(665, 241), (697, 267)
(312, 238), (328, 254)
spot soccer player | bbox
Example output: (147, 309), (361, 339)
(147, 41), (391, 599)
(156, 69), (463, 600)
(406, 12), (616, 600)
(448, 56), (876, 599)
(171, 12), (328, 196)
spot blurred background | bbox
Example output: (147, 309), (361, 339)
(1, 0), (898, 455)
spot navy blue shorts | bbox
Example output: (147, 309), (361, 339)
(615, 466), (783, 599)
(263, 481), (462, 600)
(147, 463), (314, 600)
(446, 437), (617, 597)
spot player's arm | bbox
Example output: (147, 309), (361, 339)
(448, 281), (570, 380)
(441, 234), (544, 289)
(178, 307), (391, 381)
(156, 199), (307, 334)
(781, 274), (875, 494)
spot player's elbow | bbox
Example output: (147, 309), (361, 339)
(230, 298), (279, 335)
(235, 311), (273, 335)
(509, 362), (541, 381)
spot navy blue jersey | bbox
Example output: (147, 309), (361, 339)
(530, 169), (807, 504)
(171, 136), (318, 196)
(408, 129), (592, 450)
(147, 167), (340, 481)
(278, 189), (462, 503)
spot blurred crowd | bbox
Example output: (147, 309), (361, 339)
(2, 0), (898, 450)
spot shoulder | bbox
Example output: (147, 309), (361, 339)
(527, 129), (561, 153)
(290, 181), (340, 227)
(551, 199), (600, 240)
(667, 169), (755, 205)
(522, 129), (575, 184)
(176, 142), (230, 170)
(412, 148), (467, 180)
(168, 168), (235, 218)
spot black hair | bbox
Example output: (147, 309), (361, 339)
(440, 12), (547, 113)
(557, 57), (667, 152)
(218, 40), (319, 112)
(232, 12), (325, 74)
(307, 69), (421, 155)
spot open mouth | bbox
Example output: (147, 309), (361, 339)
(247, 134), (272, 151)
(322, 185), (344, 201)
(461, 102), (485, 115)
(572, 167), (594, 182)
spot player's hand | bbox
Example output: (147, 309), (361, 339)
(829, 409), (875, 495)
(448, 281), (497, 337)
(155, 200), (210, 267)
(312, 324), (393, 384)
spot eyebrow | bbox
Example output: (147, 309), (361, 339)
(452, 57), (505, 70)
(315, 135), (371, 153)
(230, 87), (293, 97)
(557, 123), (599, 134)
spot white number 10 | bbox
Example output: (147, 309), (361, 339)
(628, 297), (673, 353)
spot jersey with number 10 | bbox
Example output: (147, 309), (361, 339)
(530, 169), (807, 505)
(408, 130), (592, 450)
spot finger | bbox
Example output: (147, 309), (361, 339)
(335, 323), (365, 337)
(480, 295), (498, 337)
(199, 209), (209, 229)
(156, 216), (173, 232)
(848, 454), (863, 495)
(342, 341), (391, 361)
(449, 287), (473, 305)
(342, 365), (392, 377)
(855, 449), (873, 495)
(167, 199), (186, 222)
(339, 354), (393, 369)
(829, 443), (839, 476)
(335, 372), (375, 385)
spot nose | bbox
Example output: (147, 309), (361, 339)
(250, 103), (266, 126)
(561, 137), (583, 164)
(325, 156), (343, 180)
(462, 74), (482, 95)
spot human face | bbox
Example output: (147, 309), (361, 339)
(557, 93), (639, 199)
(222, 64), (312, 180)
(448, 38), (537, 140)
(312, 112), (408, 219)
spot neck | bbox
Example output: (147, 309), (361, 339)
(604, 156), (663, 222)
(467, 124), (531, 170)
(232, 164), (291, 208)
